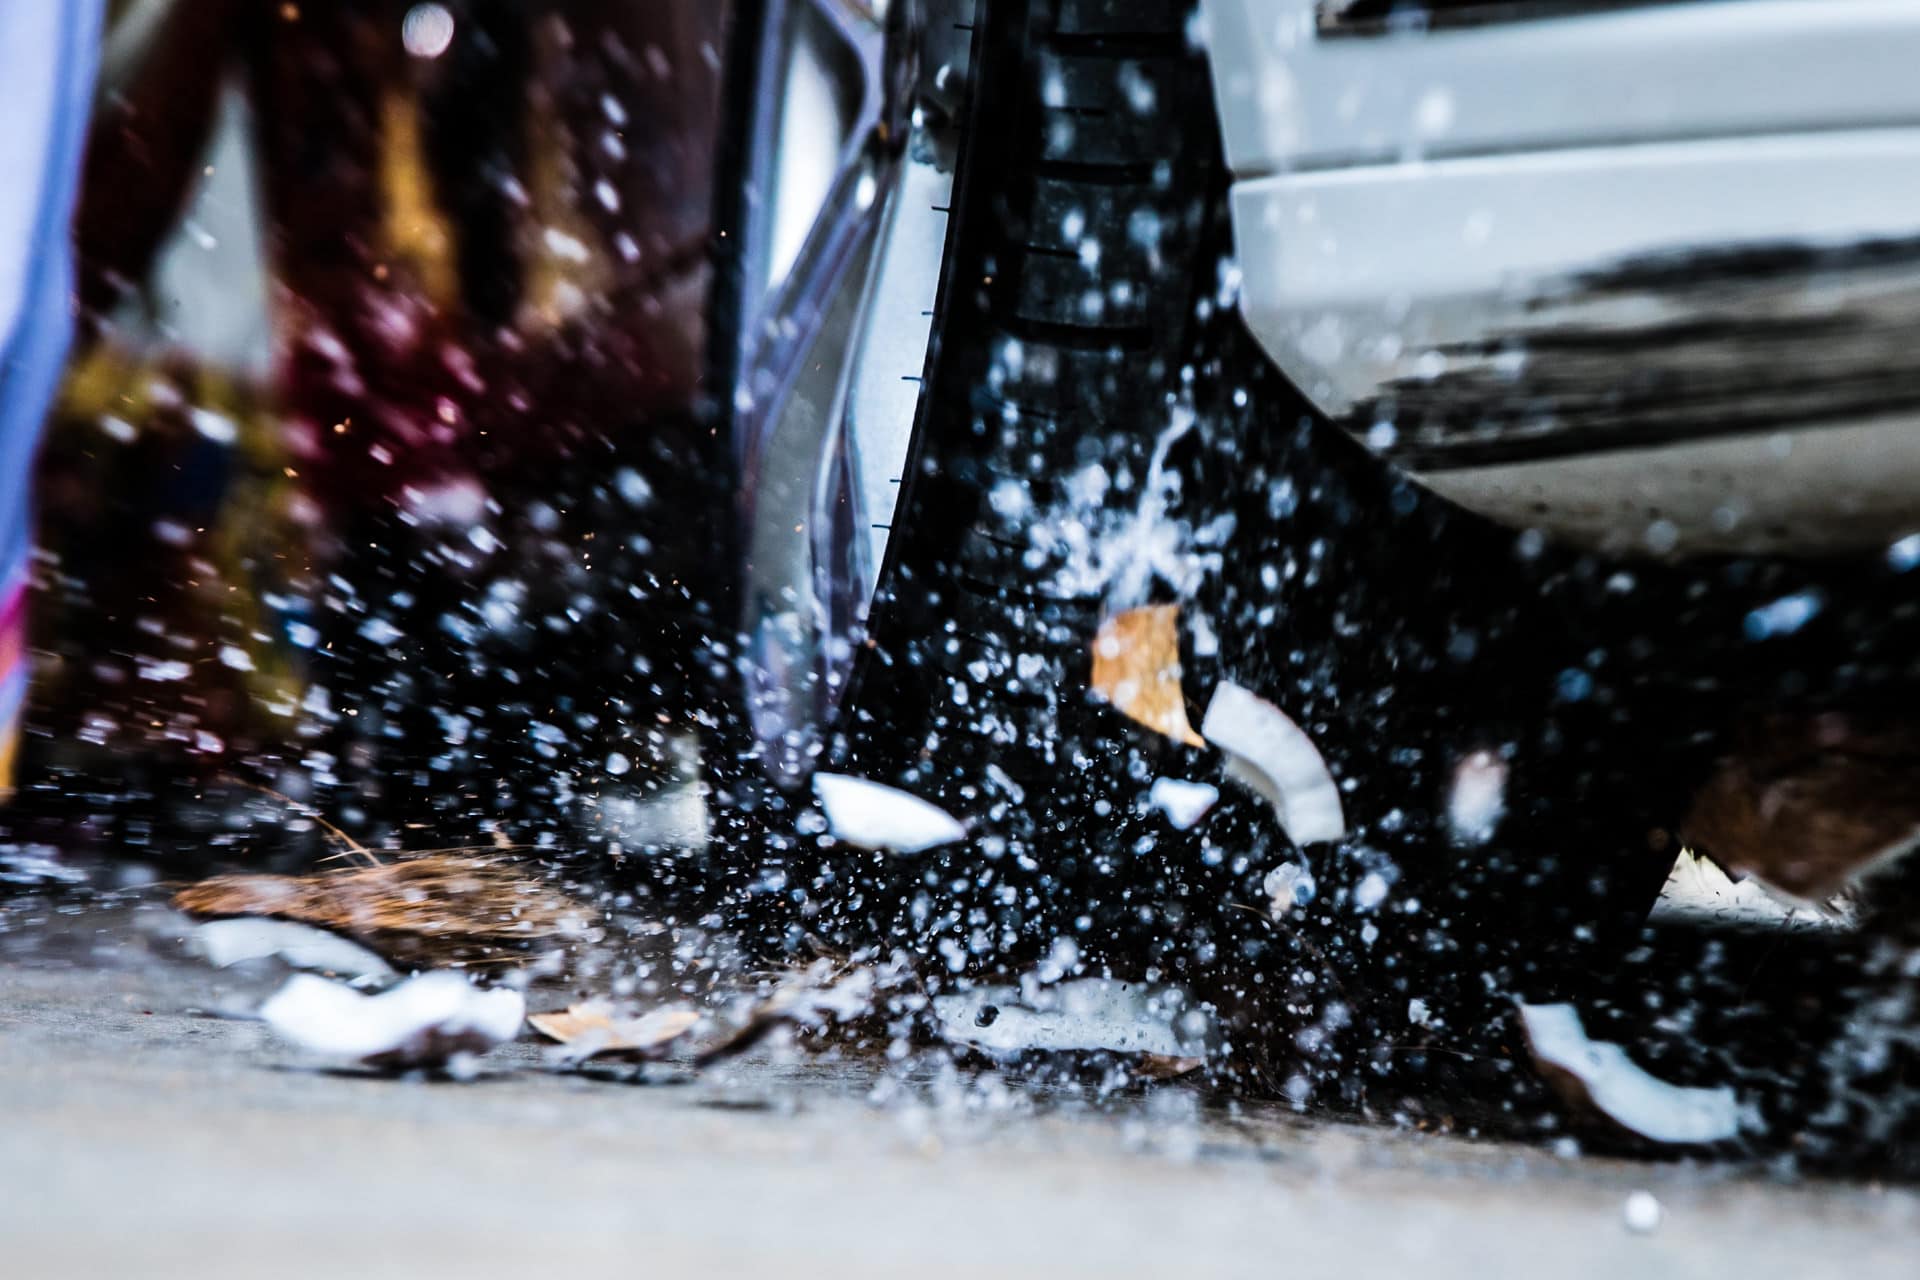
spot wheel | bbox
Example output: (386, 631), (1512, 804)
(714, 0), (1235, 963)
(712, 0), (1683, 1094)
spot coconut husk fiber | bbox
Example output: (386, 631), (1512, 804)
(173, 853), (602, 969)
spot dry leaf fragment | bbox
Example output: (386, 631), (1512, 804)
(529, 1002), (700, 1061)
(1091, 605), (1203, 746)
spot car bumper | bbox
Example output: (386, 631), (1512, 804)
(1205, 0), (1920, 554)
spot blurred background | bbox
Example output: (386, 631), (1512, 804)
(10, 0), (746, 879)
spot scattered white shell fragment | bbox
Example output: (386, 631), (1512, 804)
(1651, 848), (1855, 932)
(1446, 749), (1507, 844)
(1622, 1190), (1664, 1234)
(259, 972), (525, 1068)
(931, 978), (1205, 1058)
(189, 917), (395, 983)
(1147, 777), (1218, 830)
(812, 773), (966, 853)
(1263, 863), (1313, 919)
(1200, 682), (1346, 846)
(1520, 1003), (1741, 1145)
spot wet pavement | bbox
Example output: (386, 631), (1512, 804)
(3, 900), (1917, 1279)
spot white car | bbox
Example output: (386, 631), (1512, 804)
(1210, 0), (1920, 558)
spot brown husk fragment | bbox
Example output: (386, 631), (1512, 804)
(1134, 1054), (1205, 1081)
(1089, 604), (1204, 747)
(1681, 713), (1920, 901)
(173, 853), (601, 968)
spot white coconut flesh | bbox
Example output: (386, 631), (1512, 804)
(1520, 1002), (1742, 1145)
(1199, 682), (1347, 846)
(189, 917), (396, 983)
(1147, 777), (1219, 831)
(812, 772), (967, 853)
(259, 971), (526, 1067)
(930, 978), (1205, 1058)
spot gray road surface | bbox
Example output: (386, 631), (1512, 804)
(1, 900), (1915, 1279)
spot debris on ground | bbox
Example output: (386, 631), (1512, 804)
(258, 971), (526, 1070)
(188, 917), (396, 983)
(1622, 1190), (1664, 1234)
(173, 854), (601, 968)
(1090, 604), (1204, 746)
(1520, 1003), (1742, 1145)
(812, 774), (966, 854)
(1200, 682), (1346, 846)
(1146, 777), (1218, 831)
(529, 1002), (701, 1062)
(931, 978), (1209, 1060)
(692, 958), (892, 1065)
(1133, 1054), (1206, 1081)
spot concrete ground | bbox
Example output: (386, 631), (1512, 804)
(2, 899), (1916, 1279)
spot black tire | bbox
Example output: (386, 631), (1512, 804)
(754, 0), (1234, 970)
(713, 0), (1687, 1102)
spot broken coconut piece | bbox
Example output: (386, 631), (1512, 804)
(1147, 777), (1218, 831)
(812, 773), (965, 853)
(931, 978), (1208, 1059)
(1090, 604), (1204, 746)
(1519, 1002), (1741, 1145)
(529, 1002), (700, 1061)
(189, 917), (396, 983)
(1200, 682), (1346, 846)
(259, 971), (526, 1069)
(1651, 848), (1854, 932)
